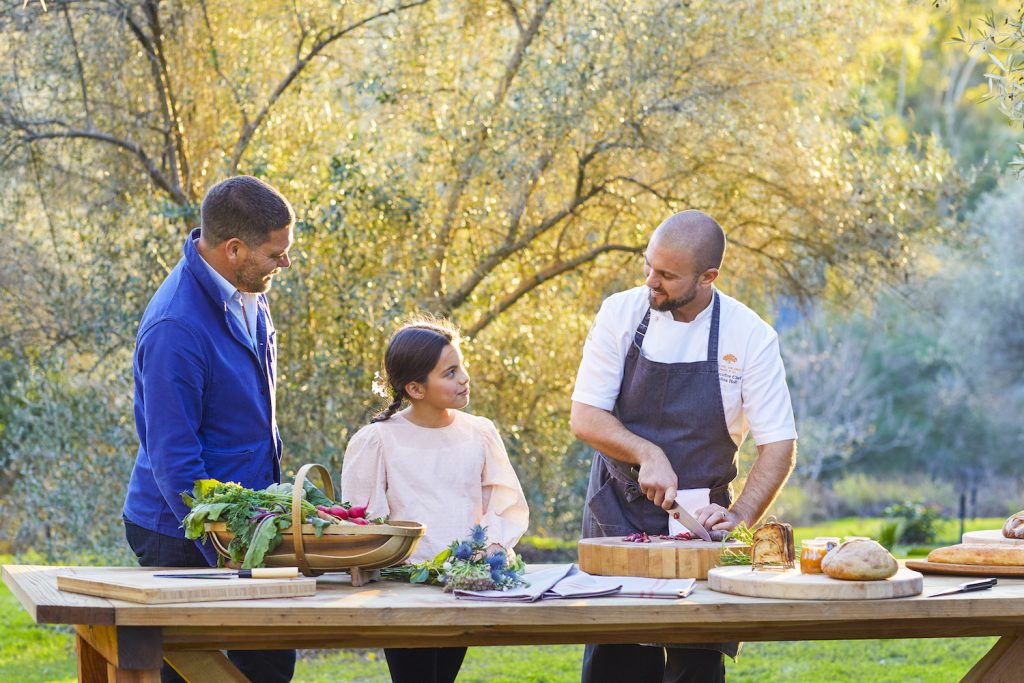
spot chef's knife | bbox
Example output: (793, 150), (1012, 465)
(666, 501), (713, 542)
(154, 567), (300, 580)
(926, 577), (997, 597)
(613, 460), (715, 542)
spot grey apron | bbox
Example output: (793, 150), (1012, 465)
(580, 291), (739, 658)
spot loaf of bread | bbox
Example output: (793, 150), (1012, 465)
(928, 543), (1024, 566)
(751, 521), (795, 569)
(1003, 512), (1024, 539)
(821, 539), (898, 580)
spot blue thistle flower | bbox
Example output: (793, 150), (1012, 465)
(485, 550), (506, 568)
(470, 524), (488, 544)
(491, 567), (504, 583)
(453, 541), (473, 560)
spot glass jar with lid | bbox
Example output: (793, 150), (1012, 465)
(799, 539), (829, 574)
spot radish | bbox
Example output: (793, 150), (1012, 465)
(351, 518), (369, 525)
(348, 505), (367, 519)
(329, 505), (348, 519)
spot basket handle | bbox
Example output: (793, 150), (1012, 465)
(291, 463), (336, 577)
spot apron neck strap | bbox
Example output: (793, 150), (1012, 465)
(706, 291), (721, 362)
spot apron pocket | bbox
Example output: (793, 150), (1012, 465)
(584, 478), (633, 538)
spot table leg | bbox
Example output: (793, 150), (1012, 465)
(164, 652), (249, 682)
(961, 635), (1024, 683)
(74, 624), (162, 683)
(76, 632), (109, 683)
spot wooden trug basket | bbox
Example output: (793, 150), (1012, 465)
(205, 463), (424, 585)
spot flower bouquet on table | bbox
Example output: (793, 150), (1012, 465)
(383, 524), (528, 592)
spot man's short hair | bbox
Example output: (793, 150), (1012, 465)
(200, 176), (294, 246)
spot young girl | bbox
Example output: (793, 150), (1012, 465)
(341, 316), (529, 683)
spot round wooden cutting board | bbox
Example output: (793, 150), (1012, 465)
(707, 565), (923, 600)
(962, 530), (1024, 546)
(578, 537), (748, 580)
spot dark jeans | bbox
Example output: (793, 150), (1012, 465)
(124, 520), (296, 683)
(581, 643), (725, 683)
(383, 647), (467, 683)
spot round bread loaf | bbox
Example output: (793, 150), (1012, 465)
(928, 543), (1024, 566)
(1003, 511), (1024, 539)
(821, 539), (898, 581)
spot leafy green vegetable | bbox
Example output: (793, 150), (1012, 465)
(181, 478), (337, 568)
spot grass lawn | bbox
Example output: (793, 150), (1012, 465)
(0, 520), (1007, 682)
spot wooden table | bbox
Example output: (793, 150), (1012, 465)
(5, 563), (1024, 682)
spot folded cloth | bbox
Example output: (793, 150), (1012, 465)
(606, 575), (696, 599)
(452, 564), (576, 602)
(453, 565), (696, 601)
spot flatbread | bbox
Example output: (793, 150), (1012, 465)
(928, 543), (1024, 566)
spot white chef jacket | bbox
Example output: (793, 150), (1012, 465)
(571, 286), (797, 447)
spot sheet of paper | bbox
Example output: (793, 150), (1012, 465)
(667, 488), (710, 536)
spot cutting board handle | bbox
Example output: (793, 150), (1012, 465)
(291, 463), (336, 577)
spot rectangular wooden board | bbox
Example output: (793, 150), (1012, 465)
(56, 567), (316, 604)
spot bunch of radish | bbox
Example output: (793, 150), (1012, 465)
(314, 503), (371, 525)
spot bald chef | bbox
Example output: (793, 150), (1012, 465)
(571, 210), (797, 683)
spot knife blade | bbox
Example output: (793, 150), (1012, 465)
(666, 502), (713, 542)
(154, 567), (300, 580)
(926, 577), (997, 597)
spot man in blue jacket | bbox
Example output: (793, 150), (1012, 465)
(123, 175), (296, 683)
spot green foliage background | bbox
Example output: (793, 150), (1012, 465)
(0, 0), (1020, 560)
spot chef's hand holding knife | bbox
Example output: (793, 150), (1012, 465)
(637, 444), (678, 508)
(638, 445), (740, 532)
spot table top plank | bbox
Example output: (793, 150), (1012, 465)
(3, 564), (115, 625)
(6, 563), (1024, 643)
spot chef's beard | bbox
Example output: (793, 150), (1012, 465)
(648, 283), (699, 312)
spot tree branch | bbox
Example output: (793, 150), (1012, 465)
(464, 242), (644, 337)
(199, 0), (248, 129)
(229, 0), (429, 173)
(428, 0), (554, 297)
(61, 5), (91, 128)
(13, 125), (188, 204)
(442, 180), (607, 312)
(122, 2), (190, 203)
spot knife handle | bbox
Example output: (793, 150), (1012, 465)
(958, 578), (997, 593)
(247, 567), (300, 579)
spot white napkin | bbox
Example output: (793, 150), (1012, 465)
(453, 565), (697, 601)
(667, 487), (710, 536)
(452, 564), (576, 602)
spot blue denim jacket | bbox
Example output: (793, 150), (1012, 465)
(123, 228), (282, 565)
